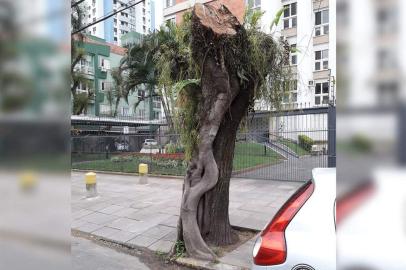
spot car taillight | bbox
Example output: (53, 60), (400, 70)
(253, 181), (315, 266)
(336, 181), (374, 226)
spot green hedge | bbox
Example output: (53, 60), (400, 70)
(298, 135), (314, 152)
(350, 134), (373, 153)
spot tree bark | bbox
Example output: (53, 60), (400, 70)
(199, 83), (253, 246)
(175, 3), (253, 261)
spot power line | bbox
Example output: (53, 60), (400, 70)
(71, 0), (144, 35)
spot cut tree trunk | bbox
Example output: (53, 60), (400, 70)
(199, 81), (253, 246)
(175, 3), (253, 261)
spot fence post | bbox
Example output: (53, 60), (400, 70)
(327, 105), (336, 168)
(398, 104), (406, 165)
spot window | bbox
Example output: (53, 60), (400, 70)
(99, 58), (110, 70)
(315, 9), (329, 36)
(314, 82), (329, 105)
(376, 6), (398, 34)
(377, 49), (397, 70)
(290, 44), (297, 65)
(77, 81), (91, 93)
(138, 90), (145, 98)
(100, 104), (111, 115)
(114, 37), (117, 41)
(92, 27), (96, 33)
(315, 49), (328, 71)
(122, 107), (130, 116)
(113, 0), (117, 4)
(247, 0), (261, 10)
(166, 0), (175, 8)
(283, 2), (297, 29)
(138, 109), (145, 119)
(100, 81), (108, 91)
(378, 82), (398, 105)
(153, 96), (161, 109)
(282, 80), (298, 103)
(166, 17), (176, 25)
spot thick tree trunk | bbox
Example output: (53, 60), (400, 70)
(174, 3), (253, 261)
(199, 84), (252, 246)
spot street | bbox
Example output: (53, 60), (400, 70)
(72, 234), (192, 270)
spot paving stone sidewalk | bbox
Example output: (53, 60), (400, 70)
(71, 172), (302, 269)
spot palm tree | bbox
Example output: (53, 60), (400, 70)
(71, 1), (94, 115)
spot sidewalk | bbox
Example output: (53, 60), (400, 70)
(72, 172), (302, 269)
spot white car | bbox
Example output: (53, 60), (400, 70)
(337, 169), (406, 270)
(115, 142), (129, 151)
(252, 168), (336, 270)
(144, 139), (158, 146)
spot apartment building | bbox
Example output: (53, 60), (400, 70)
(163, 0), (246, 24)
(73, 35), (161, 120)
(254, 0), (336, 109)
(336, 0), (405, 142)
(81, 0), (152, 46)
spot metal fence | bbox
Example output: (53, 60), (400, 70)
(71, 105), (336, 182)
(233, 105), (336, 181)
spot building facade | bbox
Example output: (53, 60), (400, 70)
(82, 0), (152, 46)
(253, 0), (336, 110)
(73, 35), (161, 120)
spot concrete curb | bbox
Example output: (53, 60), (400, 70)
(232, 160), (284, 176)
(72, 229), (249, 270)
(176, 257), (249, 270)
(71, 169), (184, 180)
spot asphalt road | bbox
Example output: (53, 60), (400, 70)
(72, 237), (150, 270)
(72, 235), (193, 270)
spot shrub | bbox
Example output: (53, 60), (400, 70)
(165, 143), (177, 154)
(298, 135), (314, 152)
(350, 134), (373, 153)
(122, 156), (133, 162)
(175, 145), (185, 153)
(111, 156), (121, 163)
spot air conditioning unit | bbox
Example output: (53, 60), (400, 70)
(100, 66), (107, 72)
(308, 80), (314, 86)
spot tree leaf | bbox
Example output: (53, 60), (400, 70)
(173, 79), (201, 96)
(270, 7), (288, 31)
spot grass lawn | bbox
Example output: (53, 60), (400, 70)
(72, 142), (285, 175)
(280, 140), (309, 156)
(72, 157), (187, 176)
(233, 142), (283, 171)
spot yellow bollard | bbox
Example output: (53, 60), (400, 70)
(85, 172), (98, 198)
(19, 171), (37, 191)
(139, 163), (148, 184)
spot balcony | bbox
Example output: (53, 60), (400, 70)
(281, 27), (297, 38)
(313, 0), (329, 10)
(313, 34), (329, 45)
(313, 70), (330, 80)
(74, 65), (94, 75)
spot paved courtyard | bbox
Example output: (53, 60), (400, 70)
(71, 172), (302, 268)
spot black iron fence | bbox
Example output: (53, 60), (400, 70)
(71, 105), (336, 182)
(233, 105), (335, 181)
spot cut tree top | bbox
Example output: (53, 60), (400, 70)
(193, 3), (240, 36)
